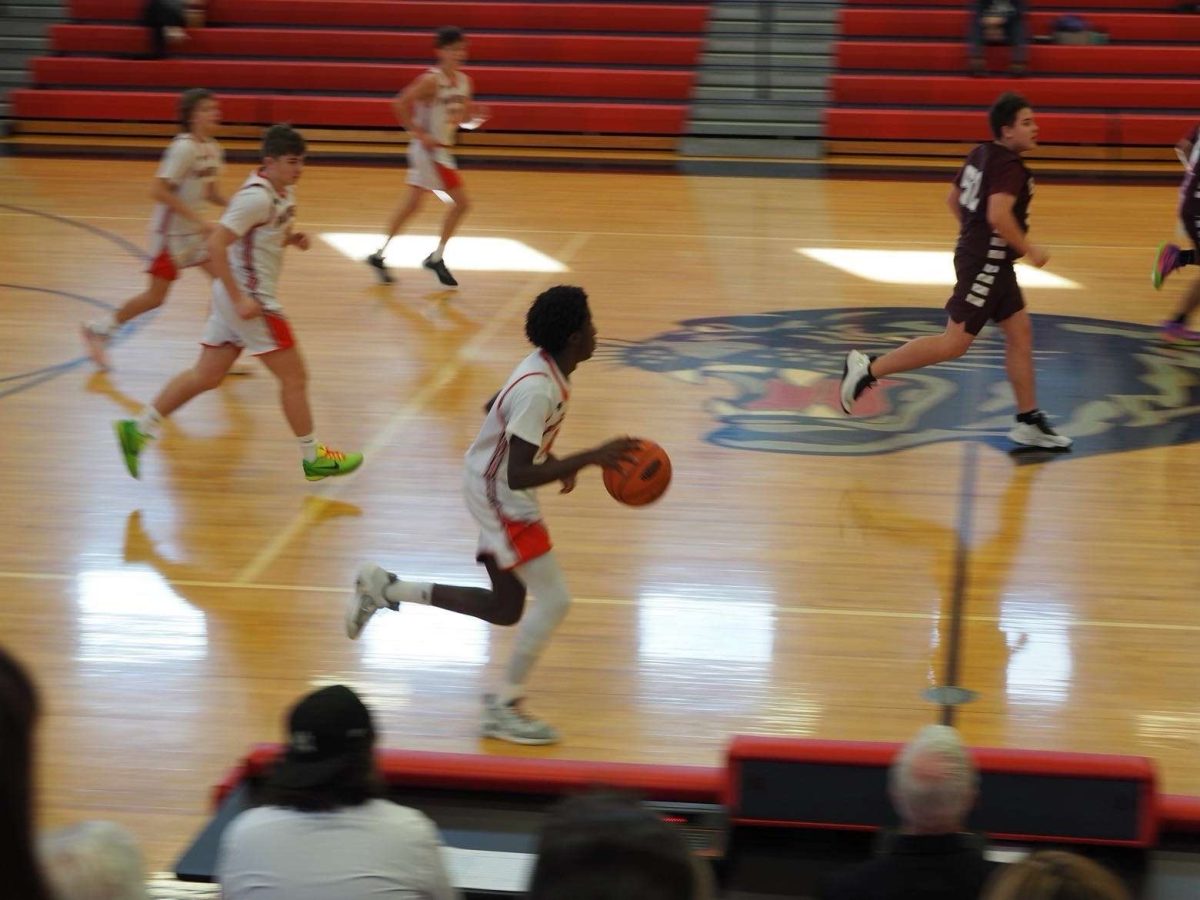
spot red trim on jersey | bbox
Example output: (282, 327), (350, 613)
(230, 181), (274, 303)
(242, 226), (259, 299)
(539, 350), (570, 401)
(147, 248), (180, 282)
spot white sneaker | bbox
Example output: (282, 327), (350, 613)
(348, 564), (394, 639)
(839, 349), (874, 414)
(481, 694), (560, 745)
(80, 323), (112, 370)
(1008, 411), (1072, 449)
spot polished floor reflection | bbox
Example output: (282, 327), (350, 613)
(2, 157), (1199, 870)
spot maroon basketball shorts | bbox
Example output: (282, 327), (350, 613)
(945, 252), (1025, 336)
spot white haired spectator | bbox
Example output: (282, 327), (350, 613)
(820, 724), (995, 900)
(889, 724), (978, 833)
(40, 821), (148, 900)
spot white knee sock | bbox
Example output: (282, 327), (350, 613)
(498, 552), (571, 704)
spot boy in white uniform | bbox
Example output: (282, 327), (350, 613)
(114, 124), (363, 482)
(367, 26), (486, 288)
(348, 286), (637, 744)
(82, 88), (226, 370)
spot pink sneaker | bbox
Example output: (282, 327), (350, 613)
(1153, 242), (1183, 290)
(1161, 320), (1200, 345)
(80, 324), (111, 370)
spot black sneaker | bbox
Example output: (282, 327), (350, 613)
(423, 254), (459, 288)
(366, 251), (393, 284)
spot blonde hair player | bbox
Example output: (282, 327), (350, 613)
(82, 88), (226, 370)
(366, 26), (489, 288)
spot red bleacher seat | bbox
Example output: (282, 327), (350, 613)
(11, 89), (688, 134)
(19, 0), (710, 143)
(826, 108), (1196, 146)
(833, 74), (1200, 111)
(33, 58), (695, 101)
(68, 0), (711, 32)
(842, 10), (1200, 42)
(49, 25), (705, 66)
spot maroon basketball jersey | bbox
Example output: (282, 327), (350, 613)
(1178, 124), (1200, 215)
(953, 142), (1032, 263)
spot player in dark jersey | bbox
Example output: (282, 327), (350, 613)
(1150, 125), (1200, 345)
(839, 92), (1071, 450)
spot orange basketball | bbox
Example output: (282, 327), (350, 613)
(603, 439), (671, 507)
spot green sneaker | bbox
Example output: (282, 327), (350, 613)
(303, 445), (363, 481)
(114, 419), (150, 479)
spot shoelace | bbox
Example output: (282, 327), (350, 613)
(318, 446), (348, 461)
(507, 701), (541, 724)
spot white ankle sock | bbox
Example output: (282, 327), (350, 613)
(428, 248), (443, 263)
(298, 434), (317, 462)
(136, 407), (164, 439)
(91, 314), (119, 336)
(383, 579), (432, 605)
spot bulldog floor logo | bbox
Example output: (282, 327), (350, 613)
(610, 307), (1200, 458)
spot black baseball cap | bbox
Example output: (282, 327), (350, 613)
(269, 685), (376, 789)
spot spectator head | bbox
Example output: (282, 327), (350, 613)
(888, 725), (978, 834)
(980, 850), (1131, 900)
(0, 646), (54, 900)
(262, 684), (382, 813)
(40, 821), (148, 900)
(529, 790), (710, 900)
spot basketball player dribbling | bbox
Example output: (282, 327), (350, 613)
(366, 26), (487, 289)
(347, 286), (638, 745)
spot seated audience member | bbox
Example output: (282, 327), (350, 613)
(1, 646), (56, 900)
(980, 850), (1131, 900)
(140, 0), (188, 59)
(40, 821), (149, 900)
(820, 725), (996, 900)
(528, 790), (712, 900)
(968, 0), (1028, 77)
(216, 684), (457, 900)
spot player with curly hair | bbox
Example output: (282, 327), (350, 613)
(347, 285), (637, 744)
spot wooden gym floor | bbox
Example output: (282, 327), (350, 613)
(2, 155), (1198, 870)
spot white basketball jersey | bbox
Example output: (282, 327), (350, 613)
(152, 133), (223, 237)
(412, 68), (471, 148)
(217, 170), (296, 310)
(463, 350), (570, 521)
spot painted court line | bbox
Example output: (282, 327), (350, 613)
(3, 570), (1197, 634)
